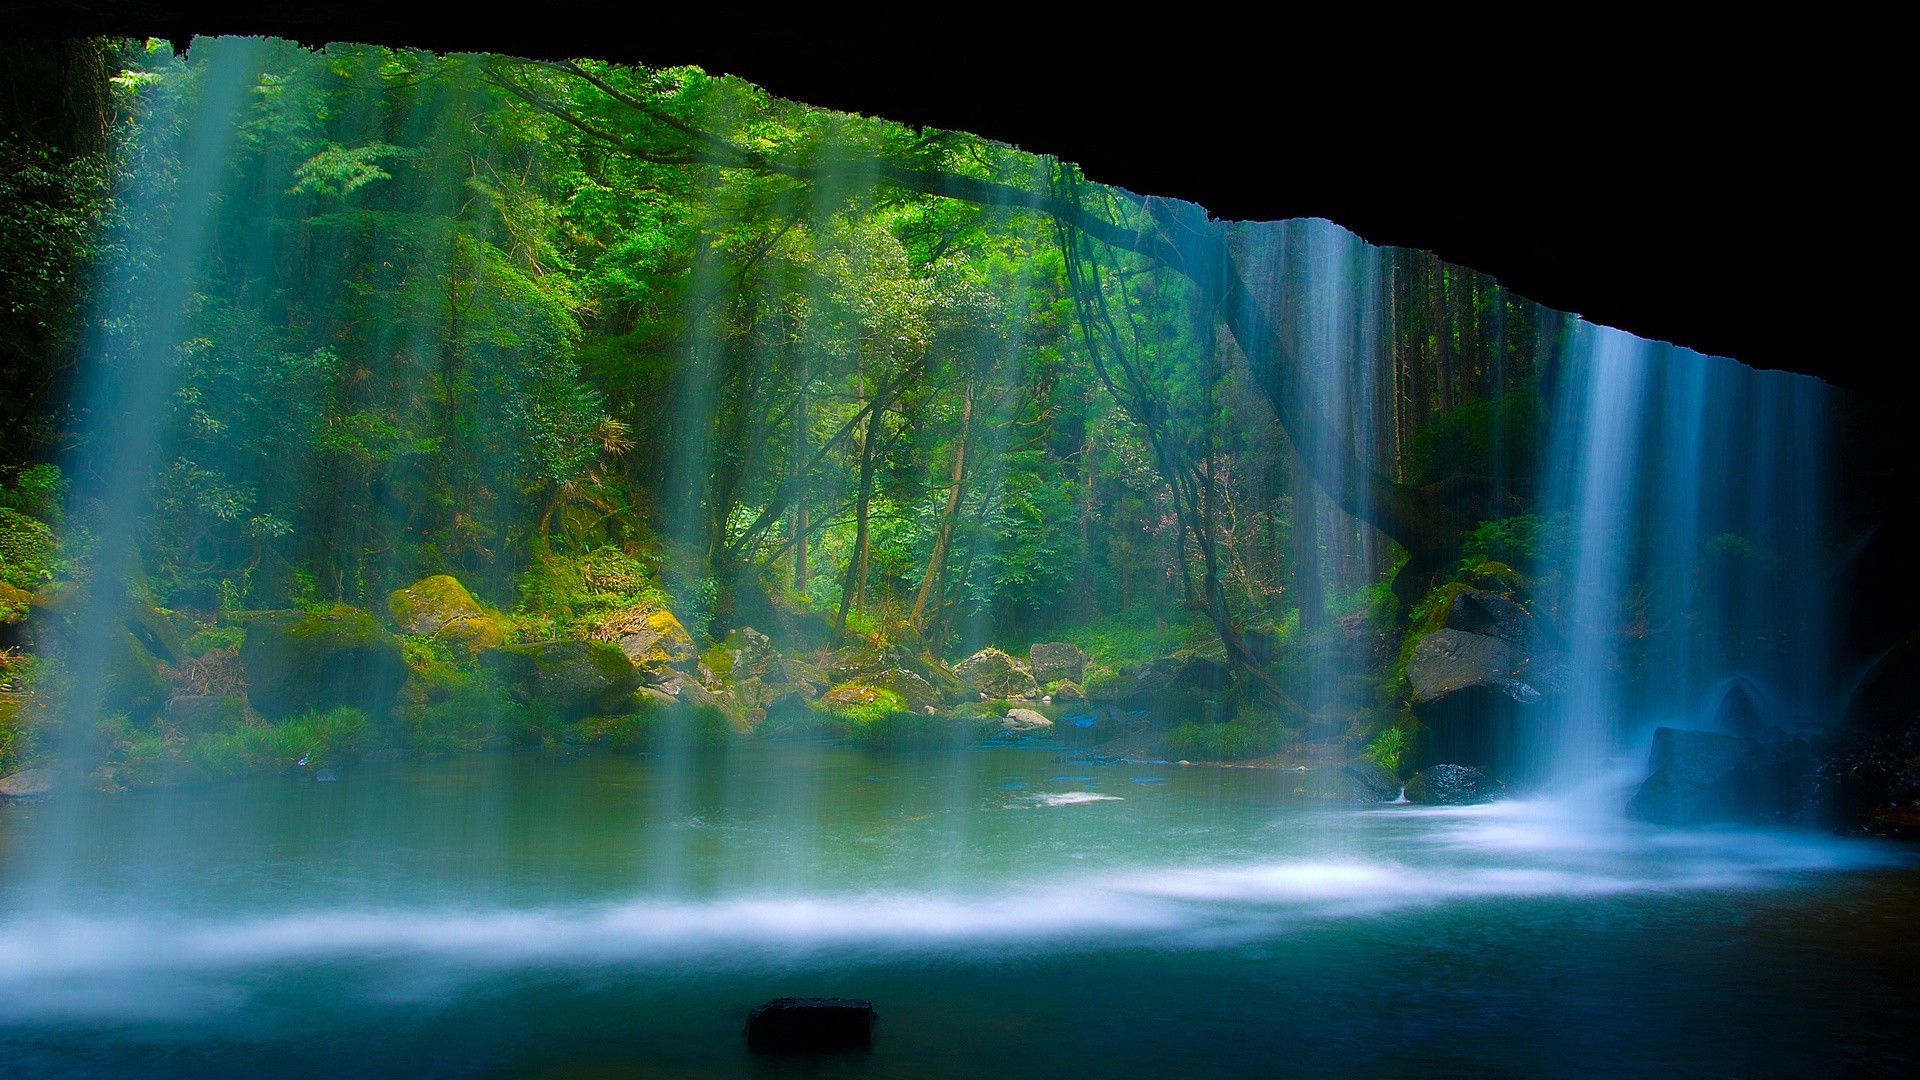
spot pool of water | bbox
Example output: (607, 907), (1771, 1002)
(2, 745), (1916, 1077)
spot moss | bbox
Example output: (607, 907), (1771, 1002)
(386, 574), (506, 652)
(818, 683), (909, 725)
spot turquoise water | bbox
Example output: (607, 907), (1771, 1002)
(2, 746), (1915, 1077)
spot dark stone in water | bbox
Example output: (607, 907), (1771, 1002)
(745, 997), (875, 1053)
(1404, 764), (1501, 805)
(1626, 727), (1814, 826)
(313, 769), (338, 783)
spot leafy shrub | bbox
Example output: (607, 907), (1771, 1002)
(1163, 713), (1294, 761)
(1362, 726), (1412, 778)
(1402, 389), (1541, 486)
(0, 507), (57, 592)
(575, 702), (736, 752)
(857, 712), (985, 751)
(1058, 601), (1203, 669)
(188, 705), (374, 775)
(0, 464), (67, 523)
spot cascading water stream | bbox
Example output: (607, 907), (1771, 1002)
(25, 40), (260, 905)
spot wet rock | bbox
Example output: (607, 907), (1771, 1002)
(1625, 727), (1811, 826)
(1404, 763), (1501, 805)
(745, 997), (875, 1054)
(385, 574), (505, 652)
(1029, 641), (1088, 685)
(1810, 725), (1920, 836)
(954, 647), (1039, 699)
(1444, 588), (1538, 648)
(1002, 707), (1053, 733)
(482, 640), (637, 718)
(1341, 759), (1405, 802)
(240, 606), (408, 720)
(0, 768), (54, 800)
(704, 627), (779, 683)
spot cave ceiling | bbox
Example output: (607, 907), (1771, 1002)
(1, 4), (1898, 389)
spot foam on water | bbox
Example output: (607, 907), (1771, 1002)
(0, 797), (1904, 1022)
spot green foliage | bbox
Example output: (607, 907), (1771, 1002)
(1461, 513), (1574, 574)
(1362, 726), (1413, 778)
(1403, 388), (1541, 486)
(1057, 601), (1203, 669)
(1, 464), (67, 522)
(818, 685), (910, 725)
(0, 507), (58, 592)
(192, 706), (374, 775)
(1163, 712), (1295, 762)
(575, 702), (736, 752)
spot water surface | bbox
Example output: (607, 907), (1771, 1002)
(2, 747), (1914, 1077)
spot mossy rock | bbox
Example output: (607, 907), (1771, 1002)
(820, 682), (909, 723)
(386, 574), (506, 652)
(953, 647), (1039, 699)
(482, 639), (638, 718)
(0, 581), (32, 623)
(600, 607), (696, 677)
(240, 606), (408, 720)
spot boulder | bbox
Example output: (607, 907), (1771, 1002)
(745, 997), (875, 1054)
(385, 575), (505, 652)
(1341, 759), (1405, 802)
(869, 667), (940, 712)
(482, 640), (637, 718)
(1406, 589), (1566, 776)
(0, 768), (54, 800)
(704, 627), (779, 683)
(821, 683), (905, 717)
(1404, 763), (1501, 805)
(1047, 680), (1086, 703)
(1002, 707), (1053, 733)
(1624, 727), (1810, 825)
(162, 693), (244, 735)
(953, 647), (1039, 699)
(1029, 642), (1088, 685)
(606, 608), (696, 680)
(240, 606), (408, 720)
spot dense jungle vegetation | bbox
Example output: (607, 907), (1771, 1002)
(0, 37), (1582, 787)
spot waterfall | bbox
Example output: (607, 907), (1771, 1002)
(1540, 323), (1835, 780)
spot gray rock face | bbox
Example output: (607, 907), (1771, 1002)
(0, 768), (54, 800)
(1002, 707), (1053, 733)
(1029, 642), (1088, 685)
(1341, 760), (1405, 802)
(1404, 763), (1501, 805)
(954, 647), (1039, 699)
(482, 640), (638, 718)
(1406, 589), (1566, 776)
(1626, 727), (1786, 825)
(1408, 632), (1560, 705)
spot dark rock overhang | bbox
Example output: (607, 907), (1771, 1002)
(0, 3), (1900, 389)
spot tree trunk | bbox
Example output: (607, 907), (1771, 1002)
(908, 385), (972, 635)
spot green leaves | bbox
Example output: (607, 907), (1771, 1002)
(288, 142), (420, 198)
